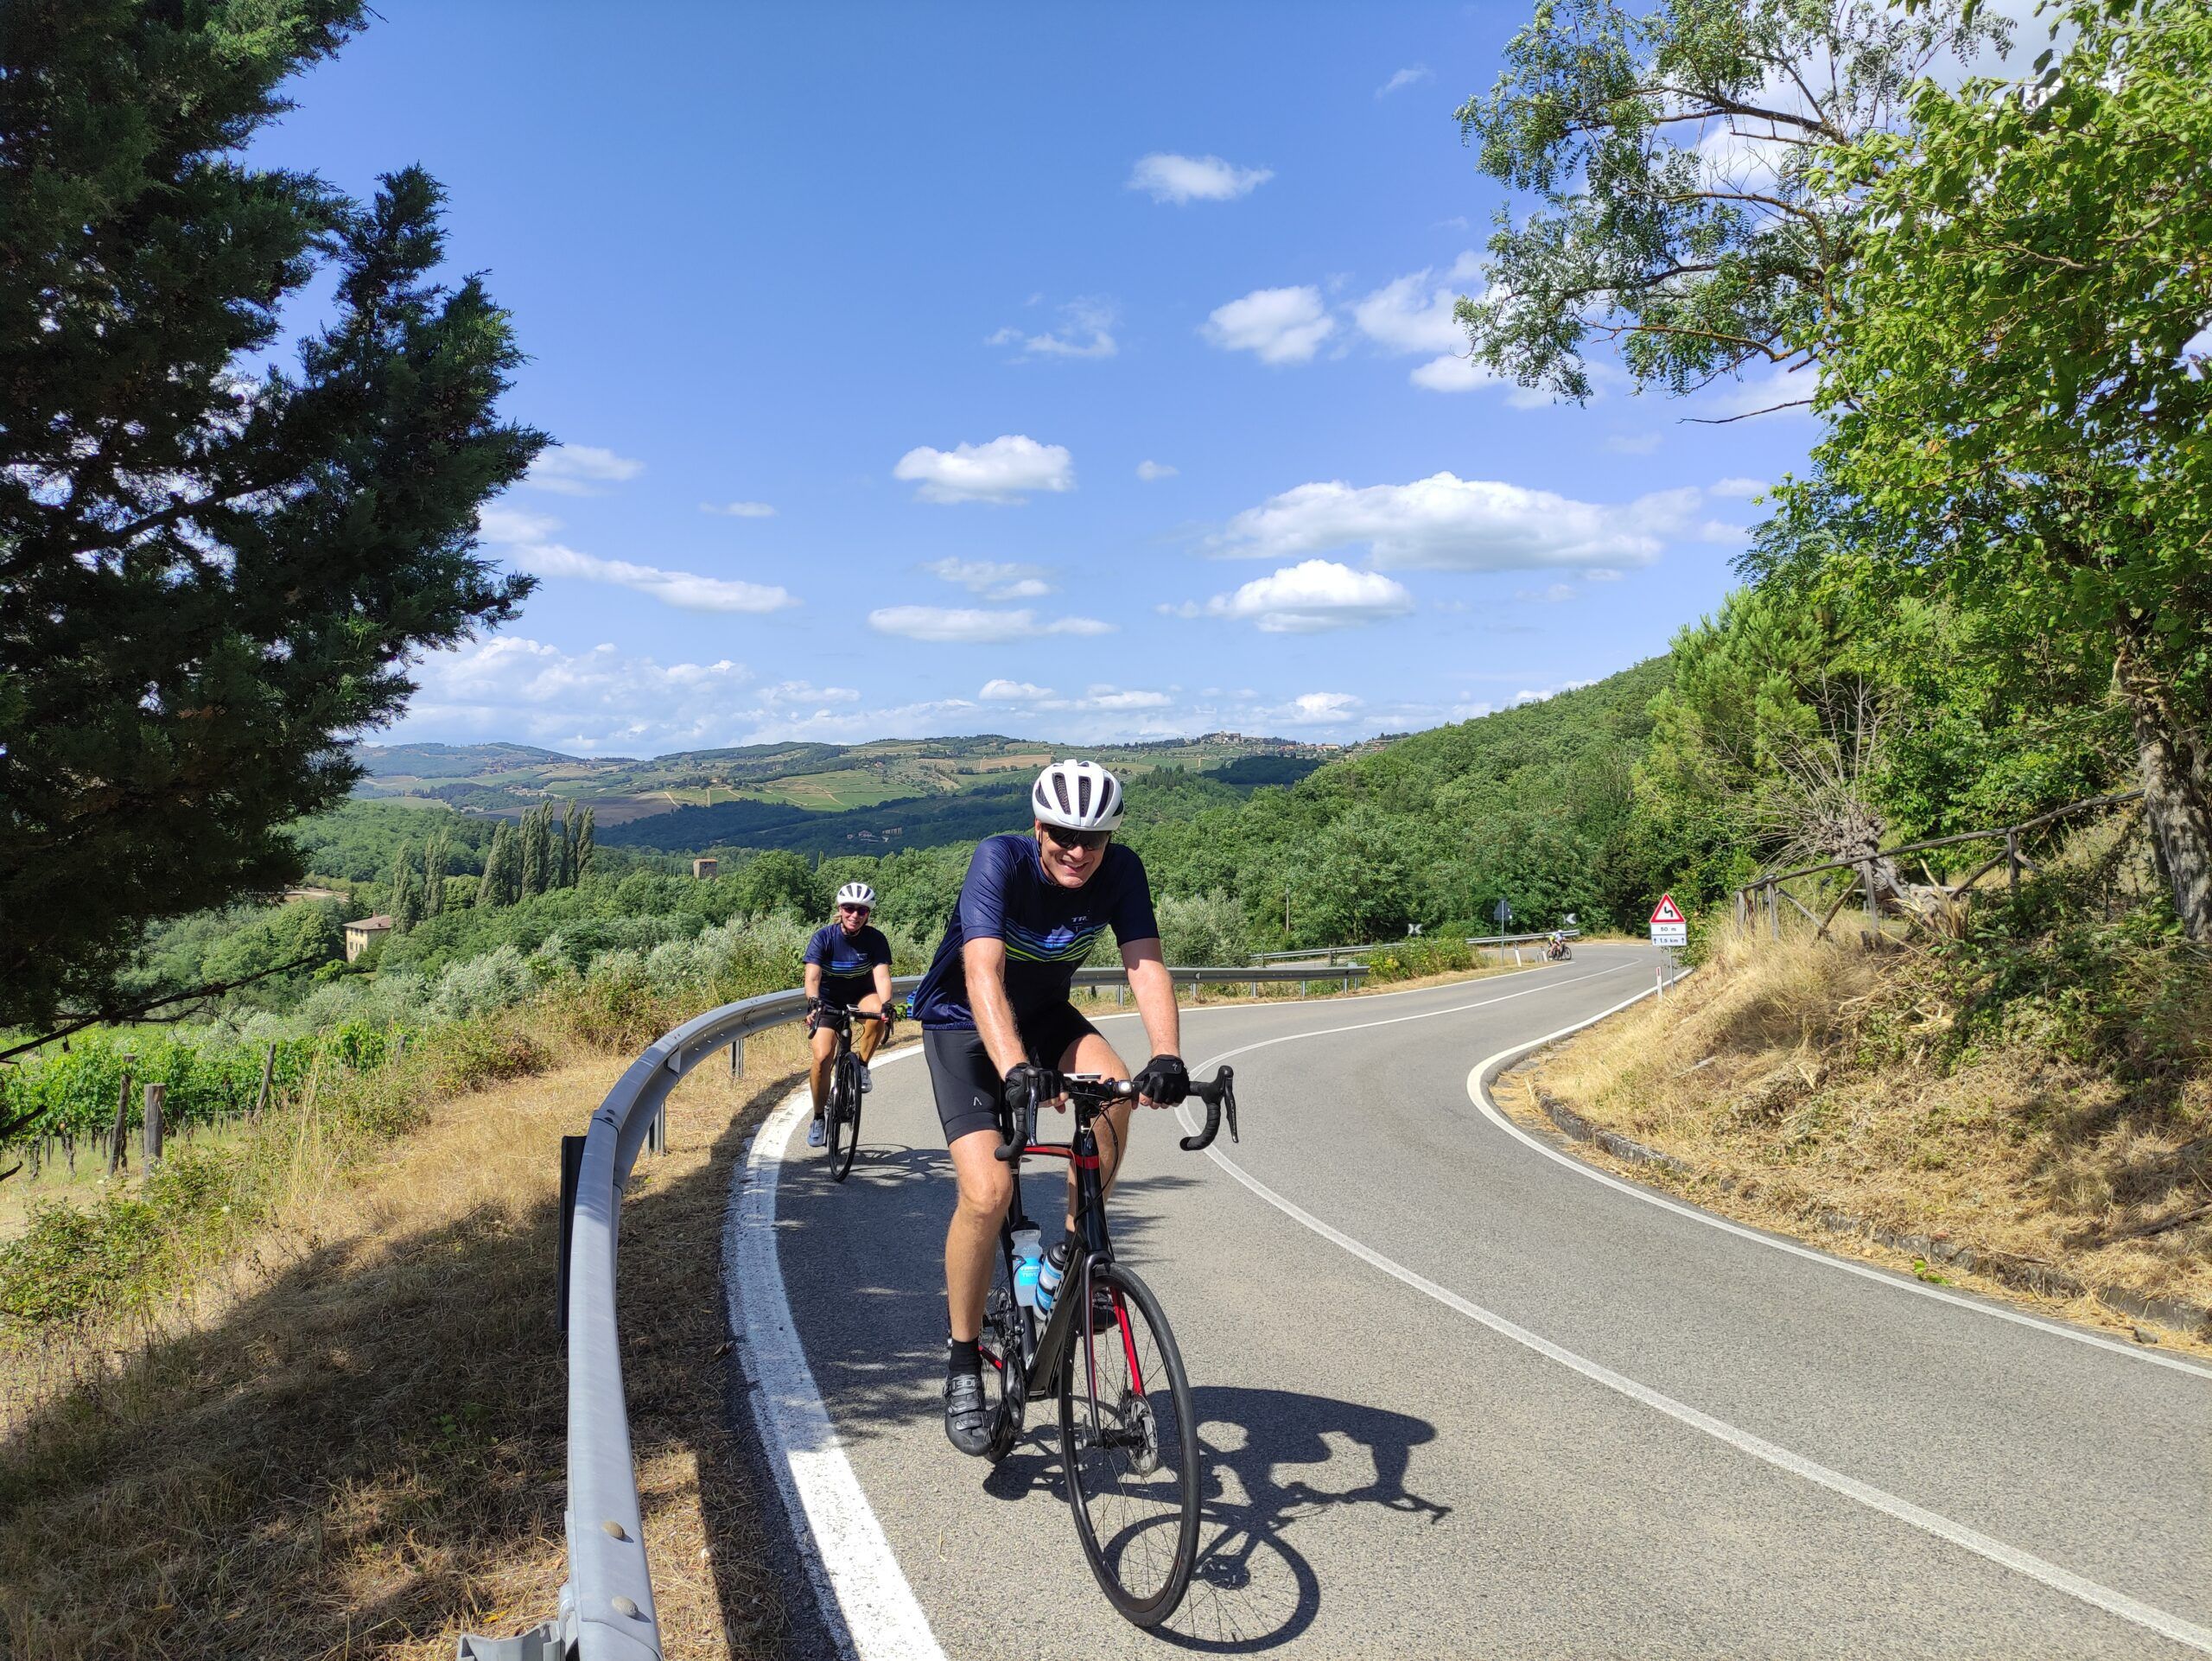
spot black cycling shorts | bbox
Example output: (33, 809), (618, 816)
(813, 978), (879, 1011)
(922, 1003), (1103, 1145)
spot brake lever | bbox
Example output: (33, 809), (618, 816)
(1218, 1066), (1239, 1144)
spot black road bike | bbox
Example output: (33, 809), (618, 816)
(809, 1003), (891, 1183)
(980, 1066), (1240, 1627)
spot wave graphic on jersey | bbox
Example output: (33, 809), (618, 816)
(1001, 919), (1105, 965)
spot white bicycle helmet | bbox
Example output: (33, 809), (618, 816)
(836, 881), (876, 908)
(1031, 759), (1124, 831)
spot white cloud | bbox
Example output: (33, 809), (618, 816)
(1710, 476), (1770, 500)
(1212, 473), (1700, 571)
(404, 638), (976, 750)
(1128, 152), (1273, 204)
(1376, 65), (1433, 98)
(925, 557), (1055, 601)
(1203, 286), (1336, 365)
(980, 678), (1053, 702)
(1512, 679), (1599, 704)
(987, 298), (1117, 360)
(1515, 582), (1580, 603)
(1410, 353), (1495, 392)
(1698, 520), (1751, 544)
(478, 504), (563, 544)
(1586, 567), (1624, 582)
(512, 543), (798, 614)
(1179, 559), (1416, 633)
(1353, 258), (1500, 391)
(1696, 366), (1818, 421)
(1353, 270), (1466, 356)
(893, 435), (1076, 504)
(868, 606), (1113, 644)
(1135, 460), (1178, 481)
(478, 503), (797, 614)
(1277, 691), (1363, 726)
(524, 443), (645, 497)
(701, 500), (776, 518)
(1071, 686), (1173, 711)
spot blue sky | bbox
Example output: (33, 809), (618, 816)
(255, 1), (1819, 757)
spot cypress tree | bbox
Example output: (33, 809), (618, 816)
(390, 846), (422, 932)
(422, 830), (448, 918)
(576, 806), (596, 881)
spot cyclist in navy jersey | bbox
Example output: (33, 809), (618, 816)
(803, 881), (895, 1148)
(913, 760), (1189, 1454)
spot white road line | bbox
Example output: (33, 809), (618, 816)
(1460, 985), (2212, 1381)
(723, 1047), (947, 1661)
(1183, 1111), (2212, 1655)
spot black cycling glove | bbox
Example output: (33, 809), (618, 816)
(1131, 1053), (1190, 1105)
(1001, 1061), (1049, 1109)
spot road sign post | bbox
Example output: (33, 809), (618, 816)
(1649, 894), (1688, 1000)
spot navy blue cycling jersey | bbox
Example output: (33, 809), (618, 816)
(804, 921), (891, 1003)
(911, 834), (1160, 1030)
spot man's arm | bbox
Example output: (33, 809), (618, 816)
(962, 937), (1028, 1080)
(1121, 937), (1182, 1087)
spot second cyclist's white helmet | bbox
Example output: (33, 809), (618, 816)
(1031, 759), (1125, 832)
(836, 881), (876, 908)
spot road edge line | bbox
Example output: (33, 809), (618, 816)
(722, 1046), (947, 1661)
(1462, 982), (2212, 1380)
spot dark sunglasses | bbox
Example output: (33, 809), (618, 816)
(1039, 824), (1110, 852)
(838, 903), (871, 915)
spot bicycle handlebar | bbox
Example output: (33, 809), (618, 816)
(994, 1066), (1238, 1163)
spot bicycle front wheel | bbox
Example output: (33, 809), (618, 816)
(828, 1053), (861, 1182)
(1056, 1261), (1199, 1626)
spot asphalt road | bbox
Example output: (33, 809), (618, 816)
(737, 944), (2212, 1659)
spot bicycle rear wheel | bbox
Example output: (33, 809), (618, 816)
(828, 1053), (861, 1182)
(1057, 1261), (1198, 1626)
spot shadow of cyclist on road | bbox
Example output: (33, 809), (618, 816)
(981, 1382), (1446, 1652)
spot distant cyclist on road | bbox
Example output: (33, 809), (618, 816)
(804, 881), (895, 1149)
(911, 759), (1188, 1455)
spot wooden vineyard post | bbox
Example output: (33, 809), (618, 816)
(107, 1057), (136, 1176)
(252, 1042), (277, 1122)
(143, 1083), (166, 1168)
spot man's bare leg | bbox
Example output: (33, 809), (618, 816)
(1058, 1030), (1133, 1235)
(944, 1126), (1014, 1341)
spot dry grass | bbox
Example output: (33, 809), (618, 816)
(0, 1024), (821, 1660)
(1506, 924), (2212, 1356)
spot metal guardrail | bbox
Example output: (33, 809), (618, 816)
(1251, 927), (1581, 966)
(456, 959), (1370, 1661)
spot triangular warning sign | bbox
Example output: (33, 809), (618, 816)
(1649, 894), (1687, 925)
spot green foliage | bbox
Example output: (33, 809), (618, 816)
(1365, 938), (1478, 983)
(1454, 0), (2009, 399)
(0, 2), (546, 1029)
(0, 1022), (416, 1142)
(1795, 0), (2212, 936)
(734, 850), (825, 920)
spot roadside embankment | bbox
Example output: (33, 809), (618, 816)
(0, 1017), (820, 1659)
(1498, 922), (2212, 1356)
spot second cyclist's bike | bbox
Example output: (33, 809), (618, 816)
(808, 1003), (890, 1183)
(979, 1066), (1240, 1627)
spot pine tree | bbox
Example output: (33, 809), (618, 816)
(0, 2), (545, 1029)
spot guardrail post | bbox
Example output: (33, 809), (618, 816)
(645, 1100), (667, 1155)
(556, 1134), (585, 1334)
(729, 1039), (743, 1079)
(142, 1083), (165, 1168)
(1767, 880), (1779, 940)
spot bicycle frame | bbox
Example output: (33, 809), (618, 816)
(997, 1098), (1123, 1404)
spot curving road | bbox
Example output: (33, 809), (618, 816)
(728, 943), (2212, 1659)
